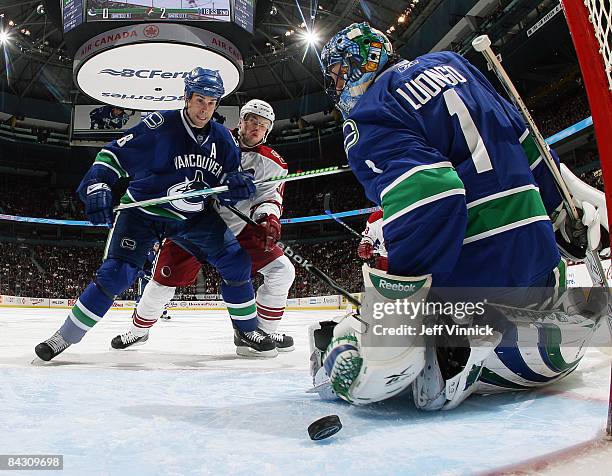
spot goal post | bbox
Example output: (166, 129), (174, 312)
(561, 0), (612, 439)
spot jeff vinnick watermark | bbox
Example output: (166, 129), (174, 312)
(371, 298), (494, 337)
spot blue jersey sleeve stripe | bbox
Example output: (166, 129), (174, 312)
(383, 188), (466, 227)
(520, 134), (546, 167)
(95, 150), (128, 178)
(466, 187), (548, 239)
(464, 216), (550, 244)
(382, 165), (465, 219)
(380, 161), (454, 199)
(530, 156), (544, 170)
(466, 184), (539, 209)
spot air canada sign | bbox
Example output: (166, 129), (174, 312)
(73, 23), (243, 111)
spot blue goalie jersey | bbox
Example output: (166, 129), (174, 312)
(78, 109), (241, 222)
(344, 52), (563, 286)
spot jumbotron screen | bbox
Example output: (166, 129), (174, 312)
(86, 0), (231, 22)
(62, 0), (254, 33)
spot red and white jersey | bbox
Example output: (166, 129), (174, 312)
(361, 210), (387, 257)
(215, 129), (288, 236)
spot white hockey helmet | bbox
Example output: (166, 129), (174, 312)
(239, 99), (275, 144)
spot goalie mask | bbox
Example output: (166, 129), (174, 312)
(321, 22), (393, 118)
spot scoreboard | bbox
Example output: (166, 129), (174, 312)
(86, 0), (230, 22)
(63, 0), (254, 33)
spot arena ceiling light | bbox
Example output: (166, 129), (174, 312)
(0, 30), (10, 44)
(301, 29), (319, 46)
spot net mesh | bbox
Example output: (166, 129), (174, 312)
(585, 0), (612, 90)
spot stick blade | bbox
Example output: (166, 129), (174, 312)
(323, 192), (332, 213)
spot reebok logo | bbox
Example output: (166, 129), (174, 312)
(378, 279), (416, 292)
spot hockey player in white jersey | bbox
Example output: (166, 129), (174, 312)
(308, 22), (609, 408)
(111, 99), (296, 357)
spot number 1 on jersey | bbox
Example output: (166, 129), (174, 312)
(444, 89), (493, 173)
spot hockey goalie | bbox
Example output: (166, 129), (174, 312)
(308, 22), (611, 409)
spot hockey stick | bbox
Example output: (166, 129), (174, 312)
(323, 193), (364, 239)
(472, 34), (612, 437)
(114, 165), (351, 212)
(224, 204), (361, 307)
(472, 35), (609, 290)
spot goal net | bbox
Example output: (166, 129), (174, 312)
(562, 1), (612, 198)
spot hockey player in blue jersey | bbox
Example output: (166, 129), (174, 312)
(136, 242), (158, 302)
(309, 23), (609, 408)
(35, 67), (277, 361)
(89, 105), (133, 130)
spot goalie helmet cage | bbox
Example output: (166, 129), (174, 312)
(560, 0), (612, 438)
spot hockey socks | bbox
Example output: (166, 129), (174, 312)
(131, 280), (176, 336)
(59, 282), (114, 343)
(256, 301), (284, 333)
(221, 281), (257, 332)
(131, 312), (157, 337)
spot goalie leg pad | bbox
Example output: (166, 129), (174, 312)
(324, 264), (432, 405)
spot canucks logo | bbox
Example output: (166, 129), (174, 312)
(167, 170), (210, 213)
(343, 120), (359, 154)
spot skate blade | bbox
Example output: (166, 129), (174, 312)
(276, 345), (295, 352)
(31, 356), (52, 365)
(110, 342), (147, 351)
(235, 347), (278, 359)
(306, 380), (332, 393)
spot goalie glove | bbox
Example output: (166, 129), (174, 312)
(552, 201), (604, 261)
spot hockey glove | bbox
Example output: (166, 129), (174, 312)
(553, 201), (605, 261)
(255, 213), (281, 251)
(217, 171), (256, 207)
(357, 240), (374, 260)
(82, 181), (114, 228)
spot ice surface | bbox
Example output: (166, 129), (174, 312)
(1, 309), (611, 475)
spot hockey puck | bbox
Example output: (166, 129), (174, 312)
(308, 415), (342, 441)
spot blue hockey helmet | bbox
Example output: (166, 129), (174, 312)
(321, 22), (392, 118)
(184, 67), (225, 100)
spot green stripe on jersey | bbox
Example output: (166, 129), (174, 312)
(465, 187), (548, 242)
(382, 167), (465, 221)
(556, 259), (567, 293)
(227, 303), (257, 318)
(95, 150), (128, 178)
(120, 193), (186, 221)
(520, 133), (541, 167)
